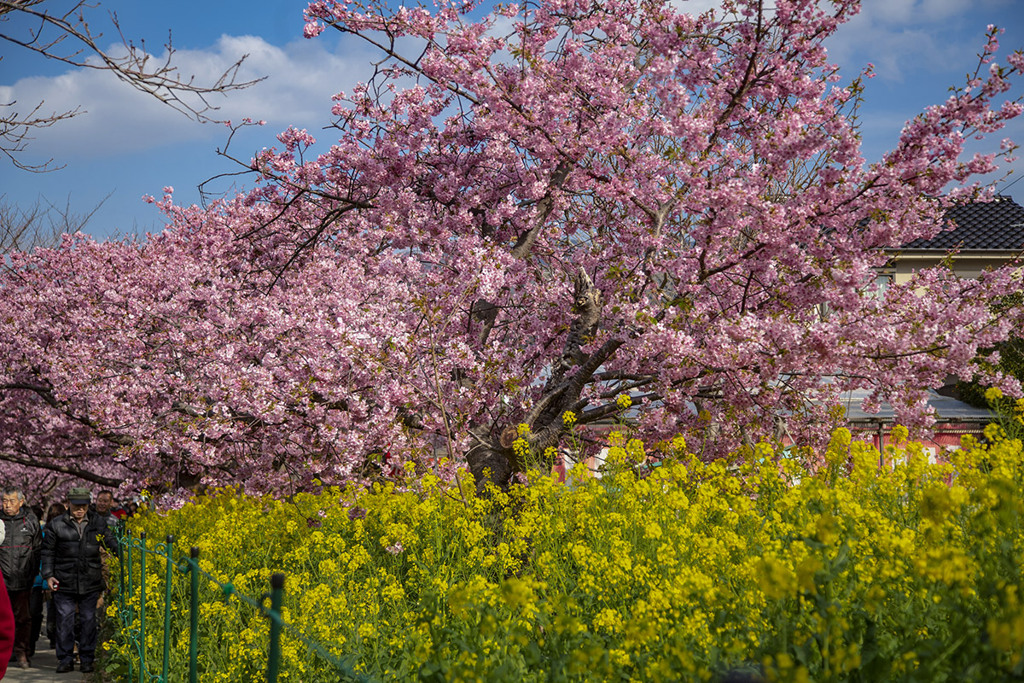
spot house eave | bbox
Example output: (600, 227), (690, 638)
(881, 249), (1023, 260)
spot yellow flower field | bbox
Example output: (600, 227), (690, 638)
(107, 430), (1024, 682)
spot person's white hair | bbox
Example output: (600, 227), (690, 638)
(2, 488), (25, 502)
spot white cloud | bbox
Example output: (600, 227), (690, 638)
(826, 0), (1016, 81)
(672, 0), (725, 14)
(868, 0), (990, 25)
(0, 33), (376, 161)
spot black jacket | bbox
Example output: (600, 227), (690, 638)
(41, 511), (119, 595)
(0, 506), (41, 591)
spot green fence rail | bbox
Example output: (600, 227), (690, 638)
(112, 527), (375, 682)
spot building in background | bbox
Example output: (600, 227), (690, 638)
(880, 194), (1024, 285)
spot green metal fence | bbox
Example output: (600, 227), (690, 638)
(112, 527), (375, 682)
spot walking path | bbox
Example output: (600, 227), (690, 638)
(4, 637), (88, 683)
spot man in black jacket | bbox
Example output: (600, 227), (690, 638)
(41, 487), (118, 674)
(1, 487), (41, 670)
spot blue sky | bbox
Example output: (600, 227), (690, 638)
(1, 0), (1023, 241)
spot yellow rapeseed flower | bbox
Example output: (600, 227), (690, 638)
(107, 430), (1024, 682)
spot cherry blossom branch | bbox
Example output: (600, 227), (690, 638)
(0, 450), (123, 487)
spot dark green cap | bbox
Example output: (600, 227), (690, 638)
(67, 487), (92, 504)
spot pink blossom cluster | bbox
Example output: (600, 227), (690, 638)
(2, 0), (1023, 496)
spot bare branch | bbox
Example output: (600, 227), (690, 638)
(0, 192), (108, 252)
(0, 0), (265, 170)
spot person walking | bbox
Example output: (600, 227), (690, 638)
(41, 487), (119, 674)
(42, 502), (66, 650)
(1, 487), (41, 670)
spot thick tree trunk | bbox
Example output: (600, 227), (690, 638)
(465, 440), (514, 490)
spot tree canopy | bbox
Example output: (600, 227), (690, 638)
(2, 0), (1023, 498)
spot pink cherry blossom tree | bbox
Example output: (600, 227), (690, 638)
(2, 0), (1023, 498)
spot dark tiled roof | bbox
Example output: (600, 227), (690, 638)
(903, 195), (1024, 251)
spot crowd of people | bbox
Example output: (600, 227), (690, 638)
(0, 486), (129, 675)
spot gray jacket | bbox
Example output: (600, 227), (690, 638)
(0, 506), (41, 591)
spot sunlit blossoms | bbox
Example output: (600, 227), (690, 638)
(1, 0), (1023, 496)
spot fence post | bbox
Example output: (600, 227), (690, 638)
(189, 547), (200, 683)
(124, 528), (135, 682)
(139, 532), (147, 683)
(126, 528), (134, 620)
(162, 535), (175, 682)
(117, 526), (126, 618)
(266, 573), (285, 683)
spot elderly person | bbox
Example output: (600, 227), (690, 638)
(1, 488), (41, 670)
(41, 487), (118, 674)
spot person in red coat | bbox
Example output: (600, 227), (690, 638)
(1, 488), (41, 669)
(0, 571), (15, 679)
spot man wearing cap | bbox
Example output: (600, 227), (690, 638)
(1, 488), (41, 670)
(41, 487), (119, 674)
